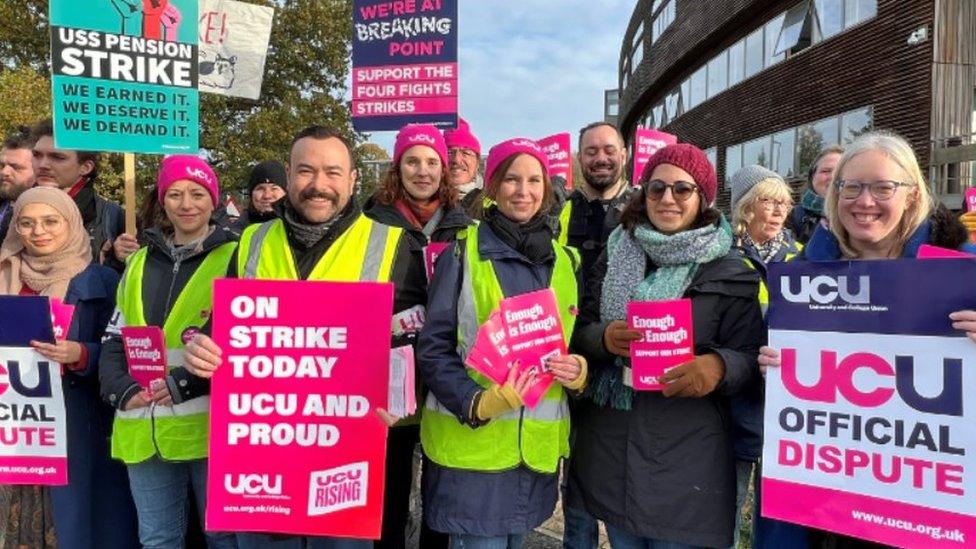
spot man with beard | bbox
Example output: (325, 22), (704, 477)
(30, 119), (125, 268)
(0, 126), (36, 238)
(182, 125), (427, 549)
(558, 122), (634, 276)
(560, 122), (634, 549)
(444, 118), (485, 213)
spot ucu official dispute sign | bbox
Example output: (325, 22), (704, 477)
(762, 259), (976, 548)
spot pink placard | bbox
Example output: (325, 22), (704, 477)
(48, 298), (75, 342)
(424, 242), (450, 282)
(121, 326), (167, 393)
(500, 289), (566, 409)
(918, 244), (976, 259)
(631, 128), (678, 185)
(206, 279), (394, 539)
(464, 311), (511, 385)
(627, 299), (695, 390)
(965, 188), (976, 212)
(538, 133), (573, 190)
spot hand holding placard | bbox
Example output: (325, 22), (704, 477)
(627, 299), (695, 390)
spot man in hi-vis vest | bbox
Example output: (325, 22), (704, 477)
(184, 126), (428, 549)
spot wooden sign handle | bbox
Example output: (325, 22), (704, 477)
(124, 153), (136, 235)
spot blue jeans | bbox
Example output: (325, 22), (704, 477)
(562, 503), (600, 549)
(449, 534), (526, 549)
(236, 534), (371, 549)
(127, 456), (237, 549)
(604, 524), (700, 549)
(729, 459), (755, 549)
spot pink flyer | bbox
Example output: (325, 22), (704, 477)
(538, 133), (573, 190)
(48, 298), (75, 341)
(120, 326), (168, 393)
(500, 289), (566, 408)
(627, 299), (694, 391)
(631, 128), (678, 185)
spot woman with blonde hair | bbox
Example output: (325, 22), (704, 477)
(730, 165), (803, 274)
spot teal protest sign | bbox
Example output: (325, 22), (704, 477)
(49, 1), (199, 154)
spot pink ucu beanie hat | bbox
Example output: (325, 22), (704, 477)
(485, 138), (551, 184)
(157, 155), (220, 206)
(443, 118), (481, 155)
(393, 124), (449, 168)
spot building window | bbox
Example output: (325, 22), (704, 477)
(728, 39), (745, 87)
(666, 89), (681, 121)
(725, 144), (743, 185)
(621, 69), (628, 92)
(652, 0), (675, 43)
(605, 89), (620, 122)
(815, 0), (844, 39)
(745, 27), (764, 79)
(690, 66), (707, 109)
(765, 13), (786, 67)
(775, 0), (818, 57)
(743, 135), (772, 168)
(771, 128), (797, 177)
(845, 0), (877, 28)
(708, 51), (728, 99)
(840, 106), (872, 143)
(652, 103), (664, 128)
(704, 147), (718, 172)
(632, 41), (644, 69)
(680, 78), (691, 112)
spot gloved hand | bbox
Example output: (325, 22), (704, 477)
(960, 211), (976, 238)
(475, 363), (533, 420)
(662, 353), (725, 398)
(603, 320), (642, 357)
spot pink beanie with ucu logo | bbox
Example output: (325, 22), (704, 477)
(393, 124), (449, 169)
(156, 155), (220, 206)
(485, 138), (551, 184)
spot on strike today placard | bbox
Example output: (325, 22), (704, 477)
(352, 0), (459, 131)
(207, 279), (394, 539)
(762, 260), (976, 548)
(49, 0), (199, 153)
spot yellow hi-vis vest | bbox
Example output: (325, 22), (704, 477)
(111, 242), (237, 464)
(557, 200), (572, 247)
(420, 224), (578, 474)
(748, 243), (803, 317)
(236, 215), (402, 282)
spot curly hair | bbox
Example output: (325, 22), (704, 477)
(373, 161), (458, 208)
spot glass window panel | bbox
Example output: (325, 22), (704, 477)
(776, 1), (810, 55)
(765, 13), (786, 67)
(840, 107), (872, 143)
(845, 0), (876, 27)
(653, 103), (664, 128)
(728, 40), (745, 87)
(608, 102), (619, 117)
(796, 122), (832, 175)
(632, 41), (644, 68)
(745, 27), (764, 79)
(813, 115), (840, 146)
(665, 89), (681, 120)
(771, 128), (796, 178)
(632, 22), (645, 49)
(704, 148), (717, 171)
(690, 66), (707, 109)
(743, 136), (772, 168)
(622, 70), (628, 91)
(725, 144), (743, 186)
(815, 0), (843, 40)
(680, 78), (691, 112)
(707, 51), (728, 99)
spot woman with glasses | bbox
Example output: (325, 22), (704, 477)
(568, 144), (765, 548)
(0, 187), (138, 549)
(730, 165), (803, 276)
(757, 131), (976, 549)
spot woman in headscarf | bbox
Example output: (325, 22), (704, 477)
(0, 186), (138, 549)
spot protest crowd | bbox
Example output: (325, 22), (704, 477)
(2, 108), (976, 549)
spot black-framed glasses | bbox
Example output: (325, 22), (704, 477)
(835, 180), (913, 201)
(644, 180), (700, 202)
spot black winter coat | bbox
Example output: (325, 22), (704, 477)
(568, 247), (765, 548)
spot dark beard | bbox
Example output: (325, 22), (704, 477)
(582, 166), (620, 190)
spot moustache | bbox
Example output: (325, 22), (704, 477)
(299, 188), (339, 204)
(586, 161), (617, 172)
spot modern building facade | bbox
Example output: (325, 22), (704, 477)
(617, 0), (976, 209)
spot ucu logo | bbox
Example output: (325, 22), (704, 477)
(780, 275), (870, 305)
(186, 167), (213, 185)
(510, 139), (541, 152)
(408, 134), (436, 145)
(224, 473), (282, 496)
(0, 361), (54, 398)
(781, 349), (963, 416)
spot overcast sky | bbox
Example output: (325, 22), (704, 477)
(360, 1), (633, 155)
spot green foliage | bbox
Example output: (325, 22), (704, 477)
(0, 0), (357, 207)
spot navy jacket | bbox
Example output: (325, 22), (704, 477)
(417, 221), (581, 536)
(52, 264), (139, 549)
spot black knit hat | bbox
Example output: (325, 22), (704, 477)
(246, 161), (287, 194)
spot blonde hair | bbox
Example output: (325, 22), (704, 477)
(825, 131), (933, 258)
(732, 178), (794, 237)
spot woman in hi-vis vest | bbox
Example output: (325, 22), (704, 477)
(0, 187), (138, 549)
(98, 156), (238, 549)
(417, 138), (587, 549)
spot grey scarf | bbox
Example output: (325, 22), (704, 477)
(587, 217), (733, 410)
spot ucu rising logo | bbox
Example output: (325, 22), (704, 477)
(224, 473), (283, 496)
(186, 166), (213, 185)
(780, 275), (870, 305)
(510, 139), (541, 152)
(408, 134), (436, 145)
(0, 361), (54, 398)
